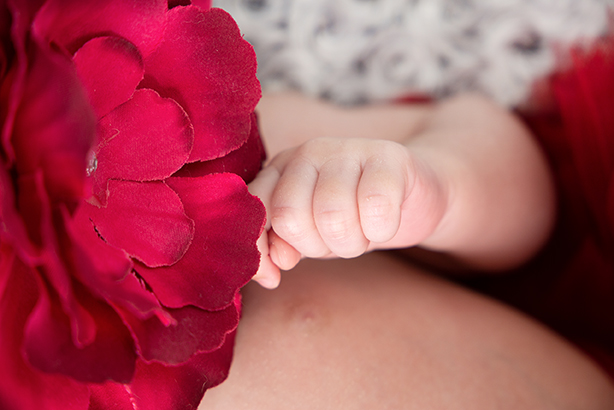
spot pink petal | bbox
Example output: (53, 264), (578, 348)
(0, 165), (43, 266)
(142, 7), (261, 162)
(175, 111), (266, 183)
(2, 0), (38, 162)
(126, 329), (237, 410)
(23, 276), (138, 384)
(10, 39), (95, 205)
(86, 180), (194, 268)
(6, 0), (43, 23)
(65, 206), (133, 284)
(0, 244), (12, 299)
(8, 178), (104, 354)
(73, 36), (144, 119)
(15, 173), (45, 248)
(33, 0), (168, 57)
(93, 89), (193, 202)
(64, 205), (172, 324)
(192, 0), (212, 10)
(0, 54), (6, 87)
(121, 302), (238, 364)
(135, 174), (265, 310)
(0, 257), (91, 410)
(0, 29), (7, 85)
(27, 170), (98, 348)
(88, 382), (134, 410)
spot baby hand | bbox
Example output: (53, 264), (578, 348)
(249, 137), (445, 288)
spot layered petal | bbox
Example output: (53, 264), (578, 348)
(122, 302), (238, 364)
(126, 328), (237, 410)
(176, 111), (266, 183)
(86, 180), (194, 268)
(0, 243), (11, 298)
(88, 329), (237, 410)
(29, 170), (97, 349)
(10, 38), (95, 205)
(2, 1), (264, 407)
(65, 205), (171, 325)
(2, 0), (40, 161)
(136, 174), (265, 310)
(73, 36), (144, 119)
(88, 382), (134, 410)
(93, 89), (193, 202)
(0, 257), (90, 410)
(32, 0), (167, 57)
(23, 276), (137, 384)
(0, 1), (12, 92)
(0, 164), (39, 263)
(192, 0), (212, 11)
(142, 6), (260, 162)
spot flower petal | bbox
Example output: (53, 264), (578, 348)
(135, 174), (265, 310)
(0, 256), (91, 410)
(126, 328), (237, 410)
(121, 301), (238, 364)
(87, 180), (195, 268)
(10, 39), (95, 205)
(65, 205), (172, 324)
(33, 0), (167, 57)
(64, 206), (132, 284)
(28, 170), (97, 348)
(0, 164), (39, 263)
(0, 243), (12, 298)
(2, 0), (39, 162)
(142, 7), (260, 162)
(88, 382), (134, 410)
(89, 322), (237, 409)
(15, 173), (46, 248)
(175, 111), (266, 183)
(73, 36), (144, 119)
(93, 89), (193, 202)
(0, 27), (8, 98)
(192, 0), (212, 11)
(23, 277), (137, 384)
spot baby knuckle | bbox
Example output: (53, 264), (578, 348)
(362, 194), (394, 220)
(271, 208), (311, 242)
(315, 209), (356, 242)
(360, 195), (400, 242)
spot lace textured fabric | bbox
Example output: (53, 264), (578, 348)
(215, 0), (612, 107)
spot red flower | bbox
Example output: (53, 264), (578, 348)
(0, 0), (265, 409)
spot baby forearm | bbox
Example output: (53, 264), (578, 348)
(411, 94), (556, 270)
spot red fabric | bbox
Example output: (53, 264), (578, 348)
(469, 37), (614, 380)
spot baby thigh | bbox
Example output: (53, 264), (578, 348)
(200, 253), (614, 410)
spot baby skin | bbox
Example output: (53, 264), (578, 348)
(251, 92), (556, 287)
(200, 93), (614, 409)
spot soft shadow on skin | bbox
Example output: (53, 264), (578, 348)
(200, 252), (614, 410)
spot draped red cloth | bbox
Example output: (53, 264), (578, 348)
(468, 36), (614, 380)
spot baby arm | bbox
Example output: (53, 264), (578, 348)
(250, 93), (556, 288)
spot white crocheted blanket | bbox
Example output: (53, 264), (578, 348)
(214, 0), (612, 107)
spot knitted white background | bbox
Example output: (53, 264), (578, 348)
(214, 0), (612, 107)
